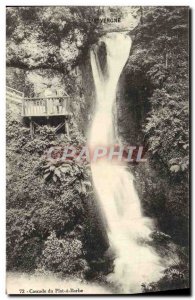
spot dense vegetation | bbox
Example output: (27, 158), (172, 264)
(124, 6), (189, 244)
(7, 108), (90, 276)
(6, 6), (189, 293)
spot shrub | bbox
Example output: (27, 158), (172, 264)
(38, 231), (89, 278)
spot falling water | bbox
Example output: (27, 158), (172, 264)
(88, 33), (164, 293)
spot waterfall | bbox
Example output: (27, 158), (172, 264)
(88, 33), (164, 293)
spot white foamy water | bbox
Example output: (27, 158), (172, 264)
(88, 33), (165, 293)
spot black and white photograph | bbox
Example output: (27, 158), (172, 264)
(6, 6), (190, 295)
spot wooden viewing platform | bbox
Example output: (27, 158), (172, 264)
(6, 86), (72, 139)
(22, 96), (71, 138)
(22, 96), (71, 117)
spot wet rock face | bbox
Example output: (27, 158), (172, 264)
(98, 7), (140, 34)
(6, 67), (26, 93)
(78, 56), (95, 135)
(116, 68), (152, 145)
(97, 41), (108, 80)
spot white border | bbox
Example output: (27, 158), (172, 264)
(3, 0), (193, 6)
(0, 1), (193, 299)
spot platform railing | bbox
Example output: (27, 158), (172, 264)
(22, 96), (70, 117)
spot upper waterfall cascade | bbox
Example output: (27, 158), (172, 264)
(88, 32), (165, 293)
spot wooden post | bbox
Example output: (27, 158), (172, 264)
(22, 97), (25, 116)
(65, 118), (70, 140)
(45, 98), (48, 115)
(47, 116), (50, 127)
(30, 118), (34, 139)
